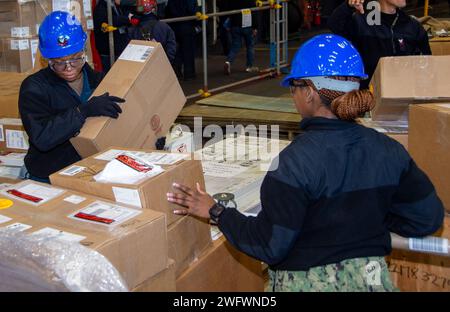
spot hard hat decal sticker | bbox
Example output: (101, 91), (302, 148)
(57, 35), (70, 46)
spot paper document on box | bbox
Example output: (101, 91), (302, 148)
(94, 153), (164, 184)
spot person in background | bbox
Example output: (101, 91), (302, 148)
(224, 0), (260, 75)
(128, 0), (176, 63)
(217, 0), (232, 56)
(19, 12), (124, 182)
(167, 34), (444, 292)
(165, 0), (199, 80)
(93, 0), (135, 72)
(328, 0), (431, 89)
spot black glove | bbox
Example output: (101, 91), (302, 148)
(155, 137), (166, 150)
(79, 92), (125, 119)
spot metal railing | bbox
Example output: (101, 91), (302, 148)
(106, 0), (290, 99)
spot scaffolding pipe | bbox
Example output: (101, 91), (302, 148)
(202, 0), (208, 93)
(107, 0), (115, 66)
(186, 64), (290, 100)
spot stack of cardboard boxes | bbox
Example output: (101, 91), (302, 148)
(0, 72), (28, 183)
(0, 0), (94, 73)
(369, 56), (450, 292)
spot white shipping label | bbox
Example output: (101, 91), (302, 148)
(64, 195), (86, 205)
(242, 9), (252, 28)
(6, 130), (29, 150)
(95, 149), (129, 161)
(409, 237), (449, 255)
(438, 104), (450, 109)
(0, 184), (13, 191)
(59, 165), (85, 176)
(5, 223), (32, 232)
(32, 227), (86, 243)
(11, 27), (30, 38)
(69, 201), (141, 226)
(52, 0), (71, 12)
(0, 166), (21, 179)
(0, 125), (4, 142)
(1, 183), (65, 205)
(86, 19), (94, 30)
(119, 44), (154, 63)
(83, 0), (92, 16)
(0, 118), (22, 126)
(0, 215), (12, 225)
(202, 161), (248, 178)
(30, 39), (39, 67)
(130, 152), (188, 166)
(112, 187), (142, 208)
(10, 39), (29, 51)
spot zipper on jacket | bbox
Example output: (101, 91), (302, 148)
(391, 13), (399, 54)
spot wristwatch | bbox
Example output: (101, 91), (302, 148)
(209, 202), (226, 225)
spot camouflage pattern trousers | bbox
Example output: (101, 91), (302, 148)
(269, 257), (399, 292)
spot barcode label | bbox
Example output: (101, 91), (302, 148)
(59, 165), (85, 176)
(119, 44), (154, 63)
(409, 237), (449, 254)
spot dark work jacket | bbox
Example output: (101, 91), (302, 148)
(165, 0), (198, 31)
(328, 3), (431, 89)
(218, 117), (444, 271)
(19, 65), (103, 178)
(129, 13), (177, 63)
(93, 0), (131, 57)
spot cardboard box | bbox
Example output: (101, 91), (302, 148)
(176, 236), (265, 292)
(0, 72), (27, 118)
(0, 118), (29, 153)
(370, 56), (450, 121)
(430, 37), (450, 56)
(386, 215), (450, 292)
(386, 134), (408, 150)
(132, 259), (176, 292)
(0, 180), (168, 289)
(409, 104), (450, 213)
(168, 215), (212, 277)
(50, 147), (205, 226)
(0, 37), (39, 73)
(70, 40), (186, 158)
(0, 152), (25, 167)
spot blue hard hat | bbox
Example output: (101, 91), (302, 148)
(39, 11), (87, 59)
(281, 34), (367, 87)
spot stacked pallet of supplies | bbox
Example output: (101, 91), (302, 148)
(0, 0), (94, 73)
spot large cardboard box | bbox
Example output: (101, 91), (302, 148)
(409, 104), (450, 213)
(0, 72), (27, 118)
(0, 118), (29, 153)
(176, 236), (265, 292)
(0, 36), (39, 72)
(70, 40), (186, 158)
(168, 215), (212, 277)
(430, 37), (450, 56)
(132, 259), (176, 292)
(0, 180), (168, 289)
(370, 56), (450, 121)
(50, 148), (205, 226)
(386, 215), (450, 292)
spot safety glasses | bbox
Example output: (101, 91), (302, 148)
(289, 80), (308, 95)
(49, 54), (86, 72)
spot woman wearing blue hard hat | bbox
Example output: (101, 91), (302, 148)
(19, 11), (124, 182)
(166, 34), (444, 292)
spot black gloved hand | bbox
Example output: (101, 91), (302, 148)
(79, 92), (125, 119)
